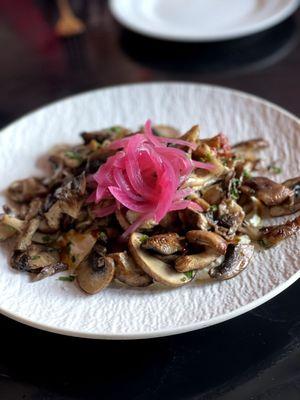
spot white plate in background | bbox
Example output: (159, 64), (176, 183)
(0, 82), (299, 339)
(109, 0), (299, 42)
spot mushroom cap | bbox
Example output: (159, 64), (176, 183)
(77, 256), (115, 294)
(129, 232), (194, 287)
(186, 230), (227, 255)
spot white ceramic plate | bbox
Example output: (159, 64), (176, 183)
(109, 0), (299, 42)
(0, 83), (299, 339)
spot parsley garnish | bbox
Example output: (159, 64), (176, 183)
(64, 151), (83, 163)
(98, 231), (108, 243)
(58, 275), (76, 282)
(210, 205), (218, 212)
(243, 170), (252, 179)
(267, 164), (282, 174)
(110, 126), (122, 133)
(184, 271), (194, 279)
(140, 235), (149, 243)
(230, 178), (240, 201)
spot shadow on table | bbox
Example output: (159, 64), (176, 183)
(1, 280), (300, 400)
(119, 16), (299, 76)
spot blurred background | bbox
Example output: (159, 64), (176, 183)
(0, 1), (300, 399)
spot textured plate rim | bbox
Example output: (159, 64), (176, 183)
(109, 0), (299, 42)
(0, 81), (299, 340)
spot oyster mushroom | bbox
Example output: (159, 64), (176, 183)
(110, 251), (152, 287)
(269, 177), (300, 217)
(153, 125), (180, 138)
(77, 255), (115, 294)
(233, 138), (268, 160)
(142, 233), (184, 255)
(216, 199), (245, 238)
(81, 126), (130, 144)
(129, 232), (194, 287)
(180, 125), (200, 144)
(16, 217), (41, 251)
(241, 177), (293, 207)
(0, 214), (25, 241)
(186, 230), (227, 255)
(209, 243), (254, 280)
(259, 215), (300, 248)
(11, 244), (63, 274)
(34, 263), (68, 281)
(7, 177), (47, 203)
(179, 208), (210, 231)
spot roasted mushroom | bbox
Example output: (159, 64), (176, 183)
(110, 251), (152, 287)
(0, 214), (25, 241)
(175, 251), (222, 272)
(241, 177), (293, 207)
(209, 243), (254, 280)
(60, 230), (97, 269)
(186, 230), (227, 255)
(259, 215), (300, 248)
(7, 177), (47, 203)
(269, 177), (300, 217)
(77, 254), (115, 294)
(142, 233), (184, 255)
(129, 233), (194, 287)
(16, 217), (40, 251)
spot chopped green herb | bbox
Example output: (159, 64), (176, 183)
(230, 178), (240, 201)
(184, 271), (194, 279)
(243, 170), (252, 179)
(58, 275), (76, 282)
(98, 231), (108, 243)
(210, 205), (218, 212)
(110, 126), (122, 134)
(267, 164), (282, 174)
(42, 235), (51, 242)
(205, 152), (213, 162)
(140, 234), (149, 243)
(180, 277), (187, 282)
(31, 255), (40, 260)
(64, 151), (83, 163)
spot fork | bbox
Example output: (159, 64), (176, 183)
(55, 0), (86, 37)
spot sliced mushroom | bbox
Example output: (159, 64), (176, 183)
(217, 199), (245, 238)
(60, 230), (97, 269)
(81, 126), (130, 144)
(34, 263), (68, 281)
(175, 251), (221, 272)
(179, 207), (210, 231)
(209, 243), (254, 280)
(259, 215), (300, 248)
(186, 230), (227, 255)
(11, 244), (61, 273)
(0, 214), (25, 241)
(241, 177), (293, 207)
(180, 125), (200, 144)
(7, 177), (47, 203)
(142, 233), (184, 255)
(129, 233), (194, 287)
(77, 255), (115, 294)
(269, 177), (300, 217)
(16, 217), (41, 251)
(110, 251), (152, 287)
(126, 210), (157, 230)
(202, 183), (224, 205)
(233, 138), (268, 160)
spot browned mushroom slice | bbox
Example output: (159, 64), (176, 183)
(209, 243), (254, 280)
(34, 263), (68, 281)
(269, 177), (300, 217)
(241, 177), (293, 207)
(81, 126), (130, 144)
(202, 183), (224, 205)
(77, 255), (115, 294)
(259, 215), (300, 248)
(7, 177), (47, 203)
(186, 230), (228, 255)
(115, 209), (130, 230)
(180, 125), (200, 144)
(142, 233), (184, 255)
(60, 230), (97, 269)
(110, 251), (152, 287)
(175, 251), (221, 272)
(179, 208), (210, 230)
(217, 199), (245, 238)
(129, 233), (194, 287)
(232, 138), (268, 160)
(0, 214), (25, 241)
(16, 217), (41, 251)
(11, 244), (61, 273)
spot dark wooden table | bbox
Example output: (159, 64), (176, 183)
(0, 2), (300, 399)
